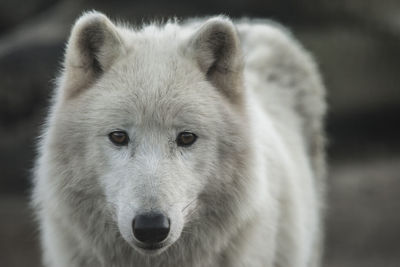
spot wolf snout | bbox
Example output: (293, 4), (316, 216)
(132, 212), (171, 247)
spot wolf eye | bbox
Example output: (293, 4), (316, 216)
(176, 132), (197, 147)
(109, 131), (129, 146)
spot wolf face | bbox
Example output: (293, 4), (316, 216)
(47, 12), (249, 256)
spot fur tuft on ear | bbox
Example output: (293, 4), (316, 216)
(188, 17), (244, 102)
(63, 11), (124, 97)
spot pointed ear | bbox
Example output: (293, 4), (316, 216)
(62, 11), (124, 97)
(187, 17), (244, 102)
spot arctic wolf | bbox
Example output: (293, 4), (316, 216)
(32, 11), (326, 267)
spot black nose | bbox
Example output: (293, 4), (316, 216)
(132, 212), (170, 245)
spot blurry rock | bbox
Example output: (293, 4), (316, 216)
(0, 0), (60, 34)
(0, 1), (73, 193)
(0, 41), (64, 193)
(297, 27), (400, 115)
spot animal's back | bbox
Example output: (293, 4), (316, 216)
(237, 20), (327, 266)
(237, 19), (326, 188)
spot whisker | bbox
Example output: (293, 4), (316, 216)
(182, 197), (197, 212)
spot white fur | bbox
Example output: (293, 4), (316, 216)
(32, 11), (326, 267)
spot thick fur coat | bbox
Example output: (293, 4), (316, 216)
(32, 11), (326, 267)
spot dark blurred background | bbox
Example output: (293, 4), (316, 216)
(1, 0), (400, 266)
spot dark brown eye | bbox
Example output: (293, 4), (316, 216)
(109, 131), (129, 146)
(176, 132), (197, 147)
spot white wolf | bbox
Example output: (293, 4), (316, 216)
(32, 11), (326, 267)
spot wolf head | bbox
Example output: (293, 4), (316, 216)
(48, 11), (251, 256)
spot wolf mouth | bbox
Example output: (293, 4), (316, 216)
(134, 240), (168, 251)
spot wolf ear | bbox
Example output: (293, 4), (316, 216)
(62, 11), (124, 97)
(188, 17), (244, 102)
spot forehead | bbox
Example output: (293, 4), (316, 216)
(86, 44), (219, 129)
